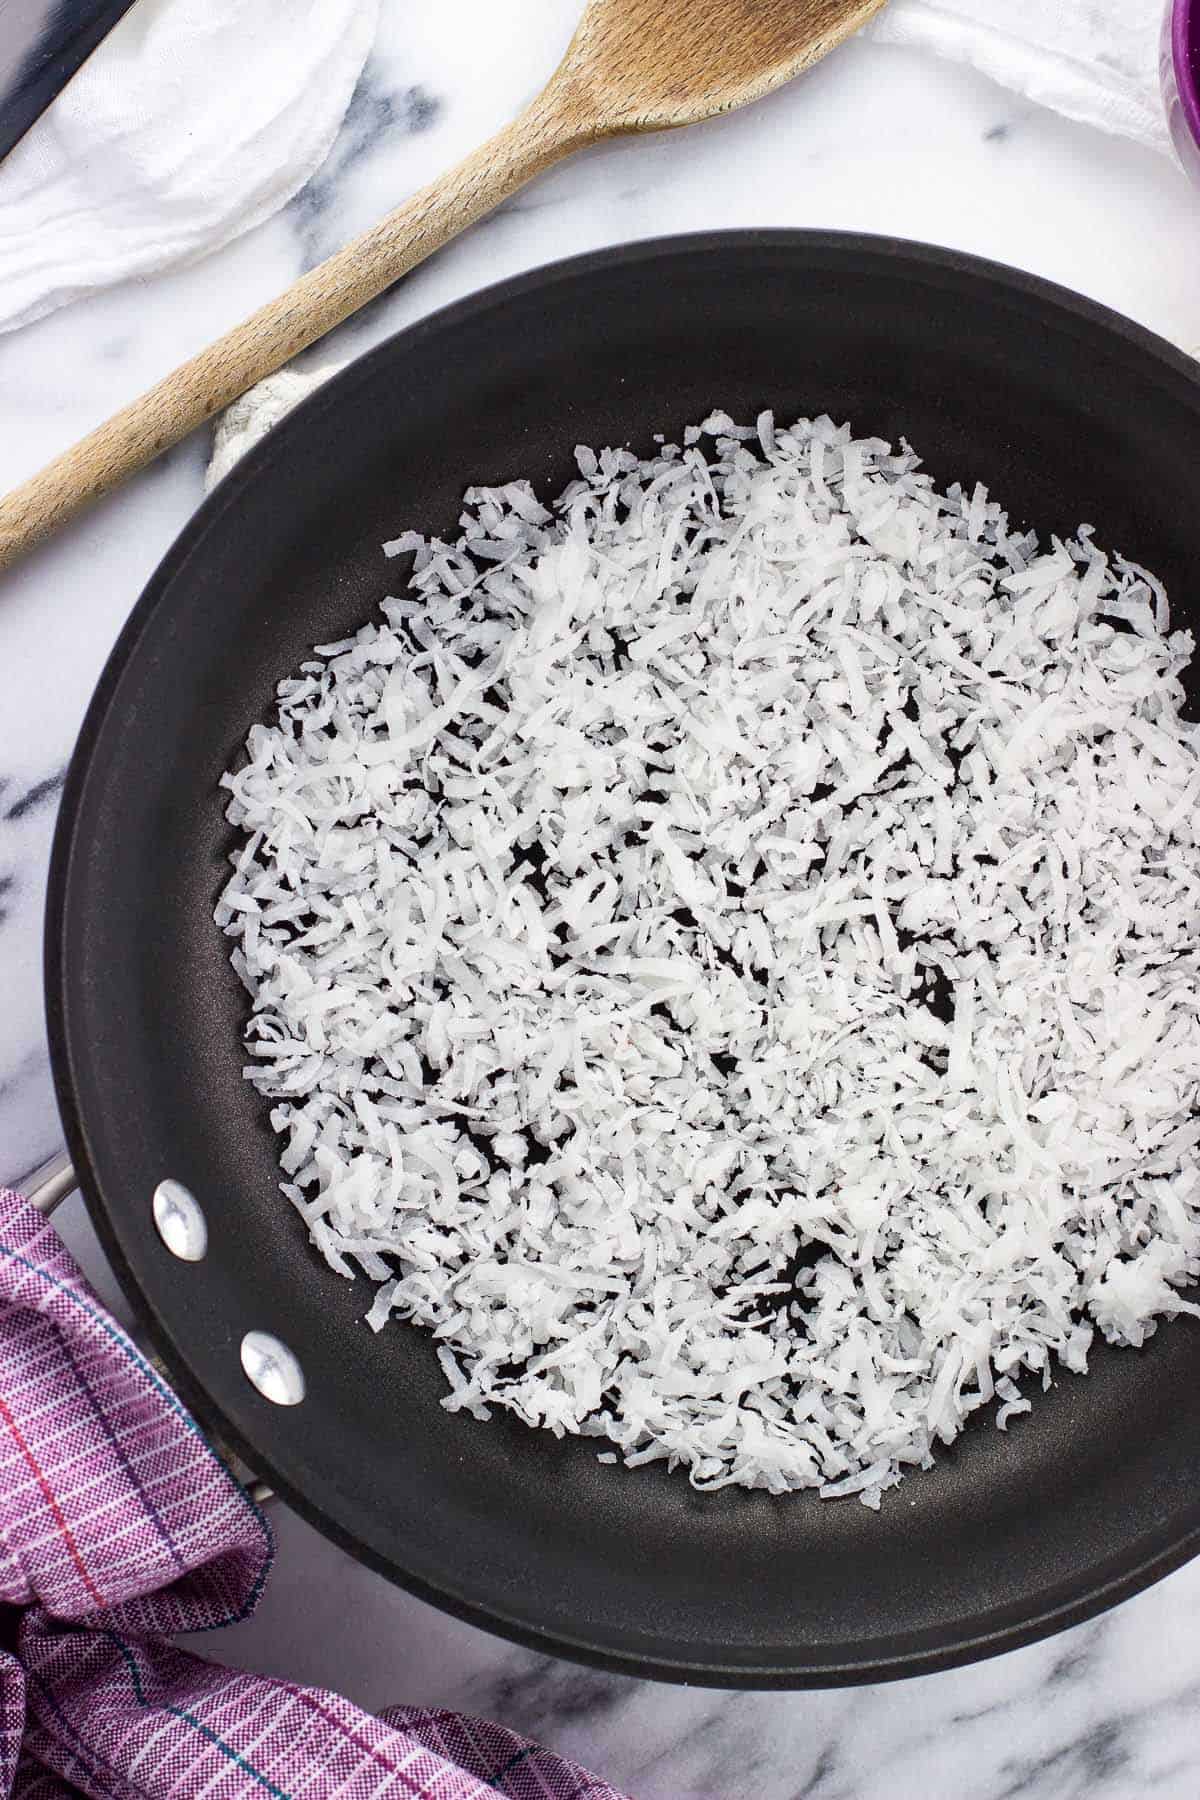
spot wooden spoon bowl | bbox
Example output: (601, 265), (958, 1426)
(554, 0), (885, 132)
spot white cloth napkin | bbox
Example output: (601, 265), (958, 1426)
(0, 0), (379, 334)
(871, 0), (1167, 153)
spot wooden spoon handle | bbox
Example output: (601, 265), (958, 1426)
(0, 103), (578, 572)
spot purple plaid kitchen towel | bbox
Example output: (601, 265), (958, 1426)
(0, 1187), (632, 1800)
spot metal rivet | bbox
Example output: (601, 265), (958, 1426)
(152, 1180), (208, 1262)
(240, 1331), (306, 1406)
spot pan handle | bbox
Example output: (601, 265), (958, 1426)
(26, 1148), (76, 1215)
(24, 1149), (274, 1508)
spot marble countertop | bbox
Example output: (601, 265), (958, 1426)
(4, 8), (1200, 1797)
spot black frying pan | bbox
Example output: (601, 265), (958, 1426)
(47, 233), (1200, 1688)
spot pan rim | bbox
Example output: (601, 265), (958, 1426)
(45, 228), (1200, 1687)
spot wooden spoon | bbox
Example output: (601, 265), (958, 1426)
(0, 0), (886, 571)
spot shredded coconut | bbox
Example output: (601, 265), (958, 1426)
(217, 412), (1200, 1505)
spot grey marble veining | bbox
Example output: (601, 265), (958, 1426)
(4, 768), (65, 822)
(5, 9), (1200, 1797)
(288, 61), (445, 270)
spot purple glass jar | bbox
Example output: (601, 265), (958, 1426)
(1165, 0), (1200, 181)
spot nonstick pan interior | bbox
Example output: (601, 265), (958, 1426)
(48, 233), (1200, 1686)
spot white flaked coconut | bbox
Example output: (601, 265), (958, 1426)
(218, 413), (1200, 1505)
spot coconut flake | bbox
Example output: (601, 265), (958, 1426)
(218, 413), (1200, 1503)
